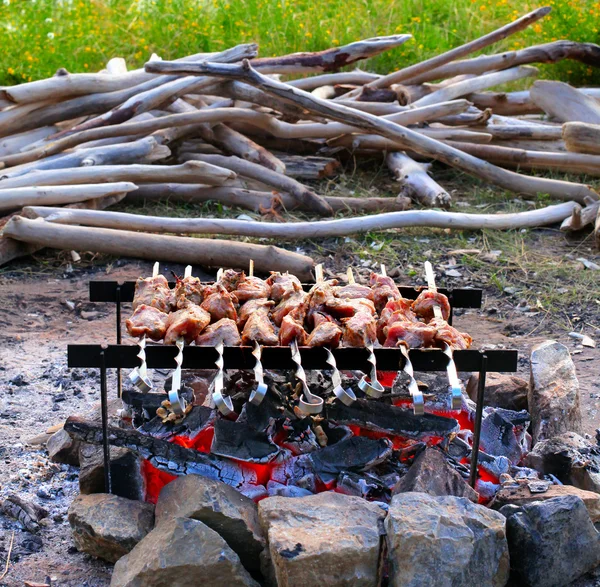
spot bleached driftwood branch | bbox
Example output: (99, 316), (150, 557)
(530, 81), (600, 123)
(563, 122), (600, 154)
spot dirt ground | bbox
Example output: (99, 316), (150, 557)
(0, 240), (598, 585)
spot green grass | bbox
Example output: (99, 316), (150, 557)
(1, 0), (599, 86)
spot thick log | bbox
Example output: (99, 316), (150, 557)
(530, 81), (600, 124)
(289, 71), (380, 91)
(563, 122), (600, 154)
(0, 182), (137, 213)
(477, 125), (563, 141)
(24, 200), (578, 238)
(386, 152), (451, 208)
(561, 199), (600, 231)
(345, 7), (551, 92)
(436, 109), (492, 127)
(412, 66), (538, 107)
(0, 161), (235, 189)
(156, 59), (599, 202)
(0, 126), (58, 157)
(277, 155), (340, 180)
(181, 153), (332, 216)
(3, 216), (315, 278)
(129, 183), (411, 214)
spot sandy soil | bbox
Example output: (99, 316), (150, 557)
(0, 258), (598, 586)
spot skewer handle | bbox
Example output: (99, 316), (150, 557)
(315, 264), (324, 284)
(184, 265), (192, 278)
(424, 261), (444, 319)
(358, 342), (385, 398)
(168, 337), (186, 415)
(212, 342), (233, 415)
(326, 349), (356, 406)
(249, 342), (268, 406)
(216, 268), (224, 281)
(346, 267), (355, 285)
(443, 343), (463, 410)
(399, 344), (424, 415)
(291, 339), (323, 414)
(248, 259), (254, 278)
(152, 262), (160, 278)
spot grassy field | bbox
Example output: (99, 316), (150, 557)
(0, 0), (599, 86)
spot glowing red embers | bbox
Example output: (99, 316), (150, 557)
(142, 460), (177, 504)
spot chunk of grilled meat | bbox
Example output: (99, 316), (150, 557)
(266, 272), (303, 302)
(377, 298), (418, 343)
(342, 312), (377, 347)
(201, 283), (238, 322)
(383, 321), (436, 349)
(334, 284), (375, 301)
(218, 269), (245, 292)
(241, 311), (279, 346)
(271, 291), (308, 327)
(174, 276), (204, 308)
(429, 317), (472, 350)
(126, 304), (169, 341)
(325, 297), (376, 319)
(306, 321), (343, 348)
(196, 318), (241, 347)
(412, 290), (451, 323)
(234, 275), (272, 302)
(369, 273), (401, 312)
(132, 275), (173, 313)
(237, 299), (275, 329)
(279, 314), (308, 346)
(164, 304), (211, 345)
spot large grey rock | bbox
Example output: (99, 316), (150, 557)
(529, 340), (582, 443)
(110, 517), (259, 587)
(155, 474), (265, 576)
(79, 444), (144, 500)
(386, 492), (509, 587)
(491, 479), (600, 523)
(47, 428), (81, 466)
(258, 492), (385, 587)
(501, 495), (600, 587)
(524, 432), (600, 494)
(393, 447), (479, 502)
(467, 372), (528, 411)
(68, 493), (154, 563)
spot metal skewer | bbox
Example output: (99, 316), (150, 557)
(291, 338), (323, 414)
(424, 261), (462, 411)
(326, 348), (356, 405)
(249, 341), (268, 406)
(398, 343), (424, 415)
(211, 341), (233, 415)
(129, 261), (160, 392)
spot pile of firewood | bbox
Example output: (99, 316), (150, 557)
(0, 5), (599, 274)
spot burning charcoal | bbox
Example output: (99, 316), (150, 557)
(480, 407), (531, 464)
(0, 494), (49, 533)
(309, 436), (393, 483)
(211, 418), (283, 464)
(139, 405), (214, 441)
(444, 435), (471, 461)
(270, 455), (315, 487)
(239, 484), (269, 501)
(336, 471), (391, 501)
(266, 481), (314, 498)
(477, 451), (511, 478)
(122, 390), (168, 426)
(326, 399), (459, 440)
(237, 387), (285, 434)
(280, 425), (321, 455)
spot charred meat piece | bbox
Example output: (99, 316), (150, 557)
(334, 284), (374, 301)
(412, 290), (451, 322)
(271, 291), (308, 327)
(196, 318), (241, 347)
(377, 298), (418, 342)
(132, 275), (173, 313)
(383, 321), (436, 349)
(237, 299), (275, 329)
(325, 297), (376, 319)
(306, 321), (343, 348)
(369, 273), (401, 311)
(342, 312), (377, 347)
(174, 276), (204, 308)
(218, 269), (245, 292)
(201, 283), (238, 322)
(241, 311), (279, 346)
(429, 317), (472, 350)
(279, 314), (308, 346)
(164, 304), (211, 345)
(267, 272), (303, 302)
(234, 275), (271, 302)
(126, 304), (169, 341)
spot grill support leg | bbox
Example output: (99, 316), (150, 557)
(469, 352), (487, 488)
(100, 350), (112, 494)
(116, 286), (122, 399)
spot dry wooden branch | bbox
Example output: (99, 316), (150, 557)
(0, 182), (137, 213)
(563, 122), (600, 154)
(560, 199), (600, 231)
(288, 71), (380, 90)
(0, 127), (58, 157)
(151, 59), (599, 203)
(277, 155), (340, 180)
(23, 200), (578, 238)
(2, 216), (315, 279)
(386, 152), (451, 208)
(412, 66), (538, 107)
(0, 161), (234, 189)
(530, 81), (600, 123)
(477, 125), (563, 141)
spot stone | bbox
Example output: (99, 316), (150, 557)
(68, 493), (154, 563)
(524, 432), (600, 494)
(79, 444), (144, 500)
(47, 428), (81, 466)
(529, 340), (582, 443)
(155, 475), (265, 577)
(467, 372), (528, 411)
(393, 447), (479, 502)
(491, 479), (600, 523)
(501, 495), (600, 587)
(258, 492), (385, 587)
(386, 492), (509, 587)
(110, 517), (259, 587)
(479, 407), (531, 464)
